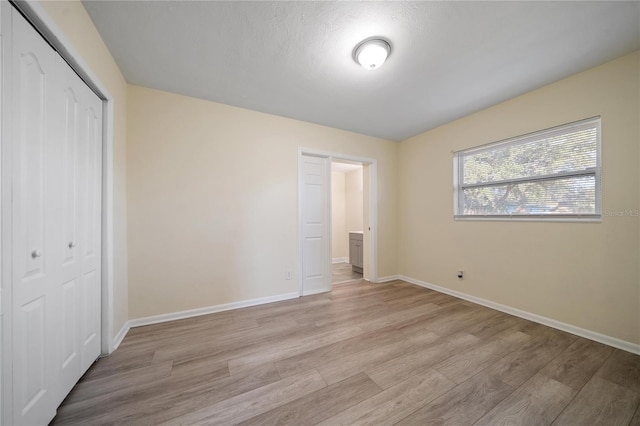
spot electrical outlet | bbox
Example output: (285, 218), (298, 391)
(286, 271), (293, 280)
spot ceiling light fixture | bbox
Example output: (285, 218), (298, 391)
(353, 38), (391, 70)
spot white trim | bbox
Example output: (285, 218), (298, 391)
(100, 93), (115, 355)
(0, 5), (14, 425)
(297, 151), (304, 296)
(454, 216), (602, 223)
(298, 148), (379, 297)
(111, 321), (130, 352)
(376, 275), (400, 283)
(108, 291), (302, 350)
(15, 1), (117, 355)
(398, 275), (640, 355)
(0, 6), (13, 425)
(367, 161), (378, 283)
(332, 257), (349, 264)
(129, 292), (299, 328)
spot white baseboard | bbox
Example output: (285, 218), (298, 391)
(112, 321), (131, 351)
(398, 275), (640, 355)
(128, 292), (300, 328)
(108, 277), (639, 356)
(332, 257), (349, 264)
(376, 275), (400, 283)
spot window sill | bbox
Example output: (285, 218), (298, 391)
(454, 215), (602, 223)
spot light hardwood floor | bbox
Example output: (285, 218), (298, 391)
(332, 262), (363, 284)
(52, 279), (640, 425)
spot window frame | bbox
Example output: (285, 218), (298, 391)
(453, 117), (602, 222)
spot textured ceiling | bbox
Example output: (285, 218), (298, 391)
(83, 1), (640, 141)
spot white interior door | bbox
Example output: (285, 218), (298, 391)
(10, 9), (60, 425)
(301, 154), (331, 296)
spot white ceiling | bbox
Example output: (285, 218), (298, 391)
(83, 1), (640, 141)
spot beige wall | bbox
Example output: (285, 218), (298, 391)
(41, 1), (129, 340)
(332, 168), (364, 261)
(37, 0), (638, 349)
(331, 171), (347, 260)
(127, 85), (398, 319)
(398, 52), (640, 345)
(345, 168), (364, 234)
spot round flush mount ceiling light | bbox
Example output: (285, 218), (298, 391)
(353, 38), (391, 70)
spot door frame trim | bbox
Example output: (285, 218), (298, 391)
(297, 148), (378, 296)
(7, 0), (116, 356)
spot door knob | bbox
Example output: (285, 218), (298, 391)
(31, 250), (42, 259)
(68, 242), (76, 249)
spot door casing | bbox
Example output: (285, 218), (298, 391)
(297, 148), (378, 296)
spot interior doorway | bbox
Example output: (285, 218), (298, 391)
(331, 161), (364, 284)
(298, 149), (378, 296)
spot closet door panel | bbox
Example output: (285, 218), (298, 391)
(59, 276), (80, 407)
(61, 85), (79, 267)
(10, 9), (60, 426)
(56, 64), (82, 402)
(80, 270), (100, 372)
(19, 297), (45, 412)
(81, 105), (95, 259)
(78, 83), (102, 372)
(16, 49), (46, 282)
(60, 278), (79, 368)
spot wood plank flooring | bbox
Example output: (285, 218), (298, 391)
(51, 279), (640, 425)
(332, 262), (363, 284)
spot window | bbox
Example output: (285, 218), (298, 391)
(454, 117), (601, 220)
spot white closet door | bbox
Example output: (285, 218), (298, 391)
(10, 9), (61, 426)
(77, 78), (102, 374)
(56, 60), (83, 401)
(9, 7), (103, 423)
(301, 155), (331, 295)
(50, 37), (103, 406)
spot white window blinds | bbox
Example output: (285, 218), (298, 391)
(454, 117), (601, 220)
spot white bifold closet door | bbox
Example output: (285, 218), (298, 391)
(9, 7), (102, 425)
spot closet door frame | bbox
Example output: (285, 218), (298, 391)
(1, 1), (116, 423)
